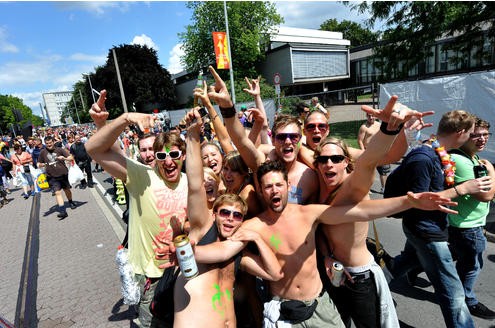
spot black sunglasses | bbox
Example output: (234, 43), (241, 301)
(315, 155), (346, 164)
(218, 208), (244, 221)
(155, 150), (182, 161)
(305, 123), (328, 131)
(274, 133), (301, 143)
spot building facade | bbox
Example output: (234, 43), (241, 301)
(42, 91), (73, 126)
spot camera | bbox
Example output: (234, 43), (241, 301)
(473, 164), (487, 178)
(198, 107), (208, 118)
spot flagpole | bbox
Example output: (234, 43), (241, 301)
(223, 1), (236, 104)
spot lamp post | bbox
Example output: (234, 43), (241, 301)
(72, 97), (81, 124)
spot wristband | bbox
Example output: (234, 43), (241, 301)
(219, 105), (236, 119)
(380, 121), (404, 135)
(453, 185), (462, 197)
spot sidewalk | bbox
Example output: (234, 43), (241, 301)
(0, 176), (135, 327)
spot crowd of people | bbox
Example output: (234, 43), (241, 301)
(83, 66), (494, 328)
(1, 65), (494, 328)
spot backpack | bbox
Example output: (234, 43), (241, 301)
(383, 147), (427, 218)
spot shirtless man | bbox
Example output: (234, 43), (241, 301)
(207, 66), (318, 204)
(172, 108), (282, 328)
(207, 160), (456, 327)
(315, 98), (430, 327)
(357, 113), (390, 191)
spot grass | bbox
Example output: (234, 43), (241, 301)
(329, 120), (365, 149)
(357, 93), (373, 100)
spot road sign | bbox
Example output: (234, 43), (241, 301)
(273, 73), (281, 85)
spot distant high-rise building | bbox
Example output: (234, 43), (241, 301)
(42, 91), (73, 126)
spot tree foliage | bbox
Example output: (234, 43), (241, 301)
(0, 95), (43, 135)
(180, 1), (283, 80)
(320, 18), (378, 48)
(350, 1), (495, 79)
(69, 44), (176, 122)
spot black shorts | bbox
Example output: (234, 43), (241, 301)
(47, 174), (71, 191)
(376, 164), (391, 176)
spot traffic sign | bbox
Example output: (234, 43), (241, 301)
(273, 73), (281, 85)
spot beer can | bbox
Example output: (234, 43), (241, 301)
(330, 261), (344, 287)
(174, 235), (199, 280)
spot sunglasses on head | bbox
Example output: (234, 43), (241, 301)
(305, 123), (328, 131)
(155, 150), (182, 161)
(274, 133), (301, 143)
(315, 155), (346, 164)
(218, 208), (244, 221)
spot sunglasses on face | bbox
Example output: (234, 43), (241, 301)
(305, 123), (328, 132)
(274, 133), (301, 143)
(218, 208), (244, 221)
(155, 150), (182, 161)
(315, 155), (346, 165)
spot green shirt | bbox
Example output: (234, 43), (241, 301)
(448, 150), (490, 228)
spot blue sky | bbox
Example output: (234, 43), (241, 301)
(0, 1), (371, 117)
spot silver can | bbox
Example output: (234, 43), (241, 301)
(330, 261), (344, 287)
(174, 235), (199, 280)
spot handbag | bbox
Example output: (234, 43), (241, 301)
(366, 221), (391, 269)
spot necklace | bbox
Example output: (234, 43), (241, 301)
(429, 135), (456, 187)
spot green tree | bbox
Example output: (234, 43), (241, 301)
(0, 95), (43, 134)
(351, 1), (495, 79)
(319, 18), (378, 48)
(71, 44), (176, 121)
(180, 1), (283, 80)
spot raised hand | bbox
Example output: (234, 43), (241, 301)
(207, 65), (233, 108)
(193, 80), (212, 107)
(123, 112), (156, 133)
(243, 76), (261, 97)
(184, 107), (203, 135)
(245, 107), (265, 124)
(361, 95), (433, 132)
(89, 89), (109, 129)
(406, 191), (458, 214)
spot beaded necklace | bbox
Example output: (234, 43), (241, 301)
(429, 135), (456, 187)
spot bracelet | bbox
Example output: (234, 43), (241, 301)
(380, 121), (404, 135)
(211, 114), (219, 121)
(453, 185), (462, 197)
(219, 105), (236, 119)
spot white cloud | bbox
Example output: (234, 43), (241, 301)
(274, 1), (371, 29)
(0, 27), (19, 53)
(132, 34), (159, 51)
(167, 43), (185, 74)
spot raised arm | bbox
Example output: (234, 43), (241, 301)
(315, 191), (457, 225)
(184, 108), (214, 241)
(88, 90), (125, 156)
(333, 97), (432, 205)
(85, 112), (155, 181)
(244, 77), (271, 145)
(194, 82), (234, 154)
(207, 66), (265, 171)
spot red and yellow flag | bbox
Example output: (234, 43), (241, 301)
(212, 32), (230, 69)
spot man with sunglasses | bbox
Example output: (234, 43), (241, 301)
(205, 159), (457, 328)
(312, 96), (427, 328)
(168, 108), (282, 328)
(447, 118), (495, 320)
(86, 91), (188, 328)
(206, 66), (318, 205)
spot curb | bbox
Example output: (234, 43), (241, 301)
(91, 175), (126, 241)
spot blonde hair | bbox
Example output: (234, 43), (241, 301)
(203, 166), (220, 185)
(437, 110), (475, 136)
(314, 137), (354, 173)
(212, 193), (248, 216)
